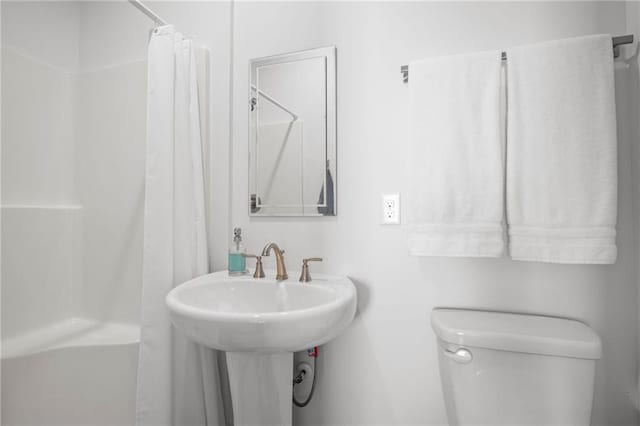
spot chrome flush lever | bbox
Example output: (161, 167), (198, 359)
(443, 347), (473, 364)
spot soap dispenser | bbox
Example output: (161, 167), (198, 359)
(228, 227), (247, 275)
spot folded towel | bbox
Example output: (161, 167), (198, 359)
(506, 34), (618, 264)
(407, 51), (505, 257)
(317, 164), (334, 215)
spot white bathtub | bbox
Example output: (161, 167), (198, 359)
(2, 318), (140, 426)
(1, 205), (142, 425)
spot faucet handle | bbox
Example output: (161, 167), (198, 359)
(299, 258), (323, 282)
(243, 253), (265, 278)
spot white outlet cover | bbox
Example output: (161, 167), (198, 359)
(381, 193), (400, 224)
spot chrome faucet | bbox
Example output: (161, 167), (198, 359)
(261, 243), (288, 281)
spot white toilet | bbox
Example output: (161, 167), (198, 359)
(431, 309), (602, 426)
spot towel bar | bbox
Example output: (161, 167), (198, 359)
(400, 34), (634, 83)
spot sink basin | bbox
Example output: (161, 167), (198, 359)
(165, 270), (357, 426)
(166, 270), (356, 352)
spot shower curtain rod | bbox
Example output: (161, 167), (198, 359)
(250, 85), (299, 121)
(400, 34), (634, 83)
(128, 0), (167, 26)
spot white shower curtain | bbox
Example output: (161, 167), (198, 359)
(136, 25), (223, 426)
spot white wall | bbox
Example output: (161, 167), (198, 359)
(625, 0), (640, 412)
(75, 59), (147, 322)
(1, 1), (80, 72)
(74, 1), (148, 323)
(231, 2), (638, 425)
(1, 1), (80, 205)
(1, 206), (82, 338)
(1, 1), (83, 337)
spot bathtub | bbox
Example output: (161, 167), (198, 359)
(1, 205), (142, 425)
(1, 318), (139, 426)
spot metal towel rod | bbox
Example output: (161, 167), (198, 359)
(400, 34), (634, 83)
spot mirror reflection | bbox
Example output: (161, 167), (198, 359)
(249, 47), (336, 216)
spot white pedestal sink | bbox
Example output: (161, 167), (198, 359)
(165, 271), (357, 426)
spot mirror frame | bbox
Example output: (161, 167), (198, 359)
(248, 46), (337, 217)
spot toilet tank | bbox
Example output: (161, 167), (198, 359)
(431, 309), (602, 426)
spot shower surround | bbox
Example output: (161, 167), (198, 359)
(1, 1), (231, 424)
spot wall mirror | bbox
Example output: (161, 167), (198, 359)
(249, 46), (336, 216)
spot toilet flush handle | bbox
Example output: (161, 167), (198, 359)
(443, 347), (473, 364)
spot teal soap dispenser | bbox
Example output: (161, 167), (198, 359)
(228, 227), (247, 275)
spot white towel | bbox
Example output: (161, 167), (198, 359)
(506, 34), (618, 264)
(407, 51), (505, 257)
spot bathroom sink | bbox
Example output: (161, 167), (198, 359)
(167, 271), (357, 425)
(165, 270), (357, 352)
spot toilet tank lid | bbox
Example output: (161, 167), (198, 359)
(431, 309), (602, 360)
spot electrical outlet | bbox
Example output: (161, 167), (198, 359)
(381, 193), (400, 224)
